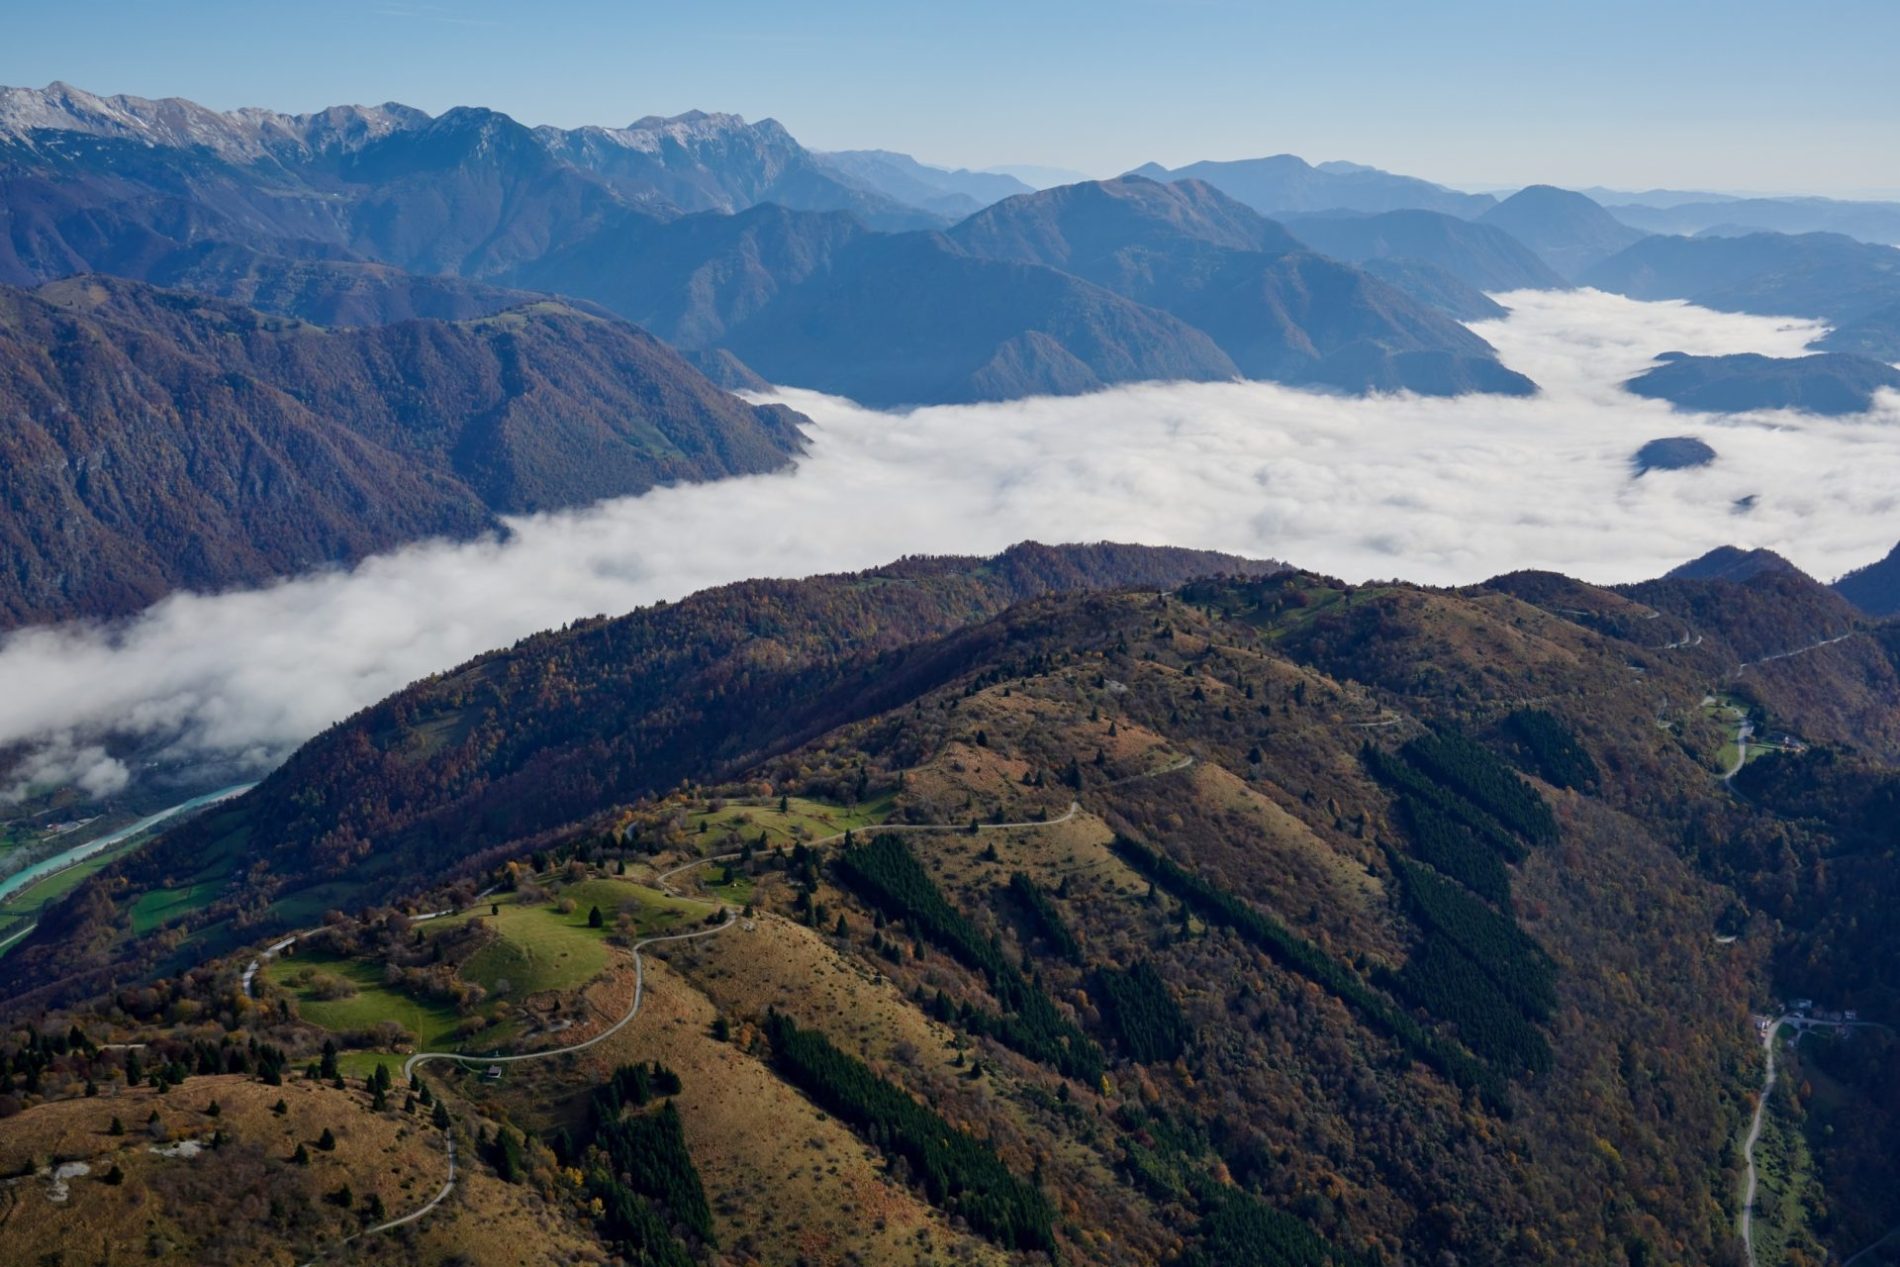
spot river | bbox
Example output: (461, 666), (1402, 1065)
(0, 783), (257, 905)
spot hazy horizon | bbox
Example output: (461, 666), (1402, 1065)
(5, 0), (1897, 199)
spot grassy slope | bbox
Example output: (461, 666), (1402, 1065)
(686, 794), (896, 847)
(264, 953), (465, 1052)
(0, 1075), (439, 1266)
(429, 879), (712, 997)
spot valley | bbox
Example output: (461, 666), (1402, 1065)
(3, 21), (1900, 1267)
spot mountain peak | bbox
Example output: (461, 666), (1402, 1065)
(1664, 545), (1808, 584)
(1479, 185), (1647, 278)
(0, 81), (432, 160)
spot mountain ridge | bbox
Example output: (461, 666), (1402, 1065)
(1130, 152), (1497, 217)
(9, 541), (1900, 1266)
(947, 177), (1536, 397)
(0, 275), (806, 626)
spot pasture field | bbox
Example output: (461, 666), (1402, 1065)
(686, 794), (894, 848)
(264, 952), (465, 1053)
(432, 878), (713, 998)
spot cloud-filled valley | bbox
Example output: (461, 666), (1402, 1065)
(2, 288), (1896, 798)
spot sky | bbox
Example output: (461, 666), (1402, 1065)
(5, 289), (1897, 801)
(5, 0), (1898, 196)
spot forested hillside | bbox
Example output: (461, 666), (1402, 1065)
(7, 542), (1900, 1266)
(0, 276), (806, 625)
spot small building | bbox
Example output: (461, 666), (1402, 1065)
(483, 1064), (503, 1082)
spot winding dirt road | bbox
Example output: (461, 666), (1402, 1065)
(297, 1135), (455, 1267)
(297, 753), (1192, 1259)
(1738, 1014), (1893, 1267)
(1740, 1016), (1784, 1267)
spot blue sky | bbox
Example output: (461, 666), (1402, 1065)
(7, 0), (1897, 195)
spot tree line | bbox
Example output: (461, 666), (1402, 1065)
(1366, 730), (1561, 1081)
(1111, 834), (1504, 1110)
(1091, 960), (1190, 1064)
(837, 835), (1103, 1082)
(763, 1010), (1055, 1252)
(572, 1062), (708, 1267)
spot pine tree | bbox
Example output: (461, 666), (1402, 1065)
(318, 1127), (337, 1151)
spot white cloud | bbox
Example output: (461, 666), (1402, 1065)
(0, 288), (1892, 793)
(1, 739), (128, 804)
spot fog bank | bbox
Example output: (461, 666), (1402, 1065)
(3, 289), (1894, 796)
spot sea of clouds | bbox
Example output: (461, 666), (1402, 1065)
(2, 288), (1897, 800)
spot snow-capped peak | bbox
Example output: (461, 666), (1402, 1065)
(0, 82), (431, 161)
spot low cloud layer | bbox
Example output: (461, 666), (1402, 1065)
(2, 289), (1895, 796)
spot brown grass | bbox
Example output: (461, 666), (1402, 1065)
(577, 930), (1008, 1267)
(0, 1075), (437, 1265)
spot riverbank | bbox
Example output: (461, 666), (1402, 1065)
(0, 784), (255, 957)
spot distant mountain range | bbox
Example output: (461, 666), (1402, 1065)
(1127, 153), (1496, 217)
(0, 82), (945, 233)
(513, 177), (1536, 404)
(983, 163), (1093, 189)
(0, 276), (805, 625)
(812, 149), (1035, 218)
(948, 178), (1534, 396)
(1625, 351), (1900, 417)
(1606, 197), (1900, 247)
(21, 79), (1900, 625)
(1279, 209), (1567, 293)
(0, 83), (1539, 407)
(1583, 231), (1900, 359)
(510, 200), (1240, 405)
